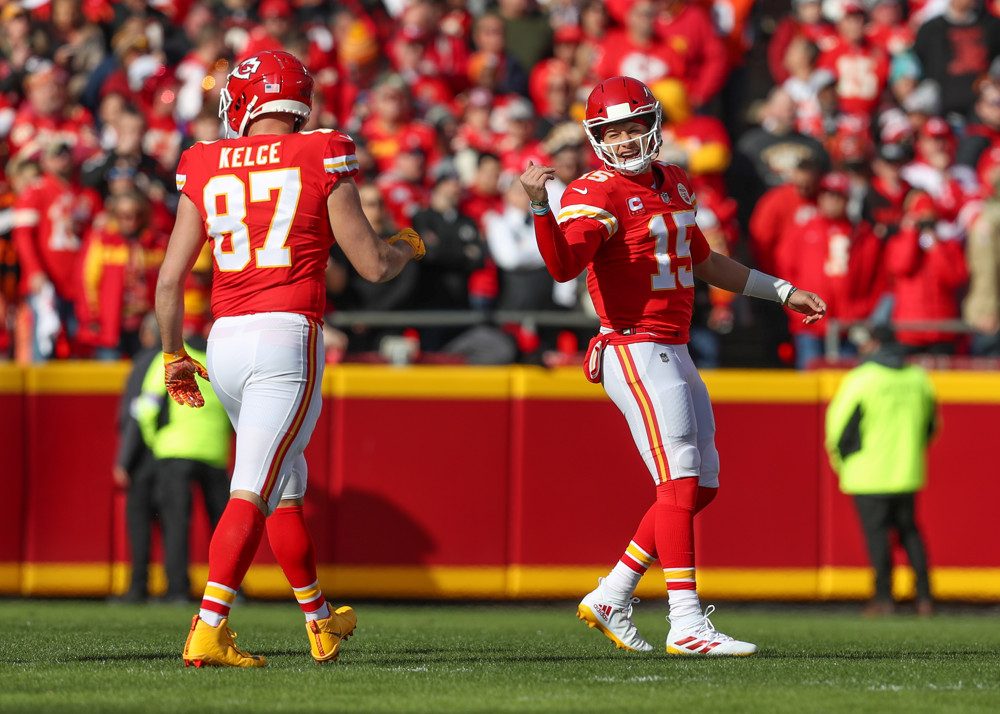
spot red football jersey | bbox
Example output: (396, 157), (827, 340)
(176, 129), (359, 322)
(12, 174), (102, 299)
(556, 163), (711, 342)
(817, 41), (889, 122)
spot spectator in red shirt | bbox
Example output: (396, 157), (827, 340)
(9, 61), (99, 165)
(0, 155), (40, 359)
(901, 116), (981, 239)
(139, 68), (183, 172)
(817, 2), (890, 124)
(77, 190), (166, 359)
(777, 171), (883, 368)
(387, 25), (456, 115)
(395, 0), (472, 94)
(653, 0), (730, 110)
(768, 0), (839, 85)
(886, 191), (970, 354)
(324, 18), (383, 131)
(528, 29), (578, 136)
(11, 141), (101, 361)
(236, 0), (296, 63)
(543, 20), (588, 93)
(375, 147), (431, 234)
(862, 141), (912, 241)
(358, 74), (438, 175)
(748, 156), (824, 275)
(597, 1), (683, 88)
(865, 0), (915, 58)
(453, 87), (499, 156)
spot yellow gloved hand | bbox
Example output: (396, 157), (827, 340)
(389, 227), (426, 261)
(163, 347), (210, 408)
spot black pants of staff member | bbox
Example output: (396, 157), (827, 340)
(155, 458), (231, 600)
(124, 457), (158, 599)
(854, 493), (932, 604)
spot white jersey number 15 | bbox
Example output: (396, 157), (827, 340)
(650, 209), (697, 291)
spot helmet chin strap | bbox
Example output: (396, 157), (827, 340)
(238, 96), (260, 137)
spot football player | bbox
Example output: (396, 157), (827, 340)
(155, 50), (424, 667)
(520, 76), (827, 655)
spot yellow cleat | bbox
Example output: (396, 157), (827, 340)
(182, 615), (267, 668)
(307, 606), (357, 663)
(576, 579), (654, 652)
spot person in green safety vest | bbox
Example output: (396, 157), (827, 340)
(135, 336), (232, 603)
(825, 324), (938, 617)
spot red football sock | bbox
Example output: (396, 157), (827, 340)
(266, 505), (328, 618)
(620, 503), (657, 573)
(655, 477), (698, 589)
(199, 498), (265, 623)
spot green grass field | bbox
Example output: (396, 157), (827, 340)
(2, 599), (999, 714)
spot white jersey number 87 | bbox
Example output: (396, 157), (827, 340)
(203, 168), (302, 272)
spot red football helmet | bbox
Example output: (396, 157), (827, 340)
(219, 50), (314, 137)
(583, 76), (662, 175)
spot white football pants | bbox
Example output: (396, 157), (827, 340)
(207, 312), (324, 513)
(601, 341), (720, 487)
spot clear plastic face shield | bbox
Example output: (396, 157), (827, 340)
(585, 109), (662, 176)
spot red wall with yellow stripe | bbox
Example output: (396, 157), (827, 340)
(1, 363), (997, 602)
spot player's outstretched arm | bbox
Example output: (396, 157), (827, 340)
(327, 177), (424, 283)
(155, 194), (210, 407)
(694, 250), (827, 324)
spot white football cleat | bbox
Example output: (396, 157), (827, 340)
(665, 605), (758, 656)
(577, 579), (654, 652)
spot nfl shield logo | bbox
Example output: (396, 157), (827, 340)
(660, 191), (671, 204)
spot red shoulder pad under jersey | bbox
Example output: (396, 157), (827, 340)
(555, 168), (620, 241)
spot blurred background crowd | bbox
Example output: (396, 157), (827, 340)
(1, 0), (999, 369)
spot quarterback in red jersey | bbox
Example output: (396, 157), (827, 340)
(155, 50), (424, 668)
(520, 76), (826, 656)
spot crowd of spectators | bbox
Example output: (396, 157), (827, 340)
(1, 0), (999, 368)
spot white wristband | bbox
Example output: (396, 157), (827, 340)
(743, 269), (797, 305)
